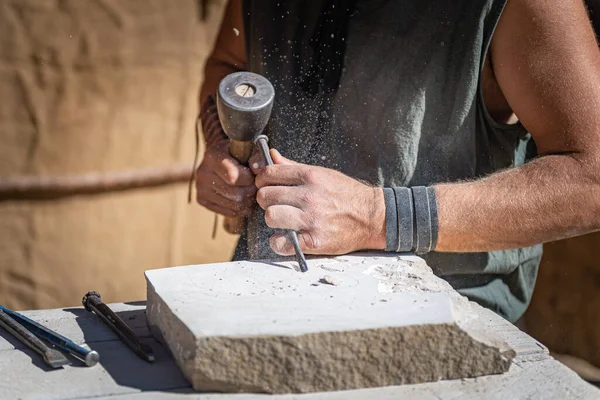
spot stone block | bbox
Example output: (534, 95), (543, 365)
(146, 254), (515, 394)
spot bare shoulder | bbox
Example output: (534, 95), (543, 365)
(489, 0), (600, 156)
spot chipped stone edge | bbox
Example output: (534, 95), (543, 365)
(184, 323), (515, 394)
(146, 277), (199, 382)
(146, 260), (517, 394)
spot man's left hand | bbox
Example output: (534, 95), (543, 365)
(252, 150), (386, 256)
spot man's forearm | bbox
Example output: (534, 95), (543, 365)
(198, 0), (246, 147)
(434, 154), (600, 252)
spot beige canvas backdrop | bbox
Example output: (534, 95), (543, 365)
(0, 0), (237, 310)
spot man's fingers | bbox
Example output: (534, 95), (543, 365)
(214, 157), (255, 186)
(212, 178), (257, 202)
(250, 148), (299, 174)
(270, 149), (297, 165)
(264, 205), (306, 231)
(255, 165), (314, 188)
(196, 142), (257, 217)
(269, 231), (320, 256)
(196, 169), (256, 202)
(249, 145), (267, 173)
(197, 186), (255, 215)
(269, 232), (294, 256)
(256, 186), (305, 209)
(199, 200), (245, 218)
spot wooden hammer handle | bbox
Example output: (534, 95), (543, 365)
(223, 140), (254, 234)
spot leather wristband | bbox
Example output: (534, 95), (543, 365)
(383, 186), (439, 254)
(383, 188), (399, 252)
(412, 186), (434, 254)
(393, 187), (414, 252)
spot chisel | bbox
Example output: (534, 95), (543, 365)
(0, 308), (69, 369)
(82, 291), (154, 363)
(254, 134), (308, 272)
(0, 305), (99, 367)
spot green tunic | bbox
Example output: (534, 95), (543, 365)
(236, 0), (541, 323)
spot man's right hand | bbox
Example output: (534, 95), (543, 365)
(195, 140), (257, 218)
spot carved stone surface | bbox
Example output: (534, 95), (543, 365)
(146, 254), (516, 394)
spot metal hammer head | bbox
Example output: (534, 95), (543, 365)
(217, 72), (275, 142)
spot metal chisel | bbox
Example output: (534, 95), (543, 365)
(254, 134), (309, 273)
(0, 305), (99, 367)
(0, 308), (69, 369)
(82, 291), (154, 363)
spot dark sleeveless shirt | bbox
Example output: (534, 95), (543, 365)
(235, 0), (542, 323)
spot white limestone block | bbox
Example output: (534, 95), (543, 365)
(145, 254), (515, 394)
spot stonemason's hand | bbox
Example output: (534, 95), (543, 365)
(195, 140), (257, 218)
(252, 150), (386, 255)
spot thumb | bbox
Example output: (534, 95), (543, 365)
(271, 149), (299, 165)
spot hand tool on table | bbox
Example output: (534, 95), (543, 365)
(82, 291), (154, 363)
(0, 305), (99, 367)
(217, 71), (308, 273)
(0, 308), (68, 368)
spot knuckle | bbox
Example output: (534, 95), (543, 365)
(254, 175), (265, 189)
(300, 191), (315, 207)
(221, 166), (238, 185)
(255, 168), (272, 188)
(304, 213), (318, 232)
(262, 166), (275, 180)
(223, 175), (235, 186)
(303, 168), (318, 183)
(301, 233), (320, 251)
(264, 207), (276, 227)
(231, 188), (245, 203)
(256, 188), (267, 206)
(271, 236), (291, 255)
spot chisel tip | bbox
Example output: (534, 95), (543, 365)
(289, 231), (309, 272)
(298, 257), (308, 273)
(296, 250), (308, 273)
(45, 349), (70, 369)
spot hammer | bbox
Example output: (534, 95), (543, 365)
(217, 72), (308, 272)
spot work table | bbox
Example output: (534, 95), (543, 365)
(0, 301), (598, 399)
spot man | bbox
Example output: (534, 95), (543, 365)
(195, 0), (600, 323)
